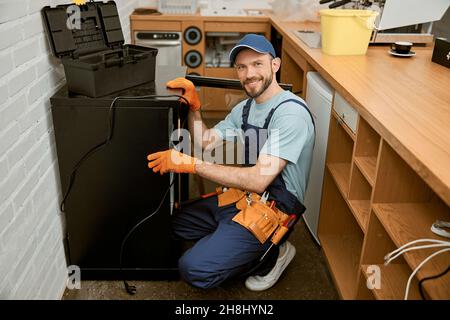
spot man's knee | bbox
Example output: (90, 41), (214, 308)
(178, 252), (224, 289)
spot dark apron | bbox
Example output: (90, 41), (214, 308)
(241, 97), (314, 217)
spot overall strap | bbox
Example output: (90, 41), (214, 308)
(262, 99), (315, 129)
(240, 98), (253, 130)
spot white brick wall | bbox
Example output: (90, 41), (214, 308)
(0, 0), (141, 300)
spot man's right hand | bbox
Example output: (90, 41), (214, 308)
(166, 77), (201, 111)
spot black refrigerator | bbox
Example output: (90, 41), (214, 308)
(51, 66), (189, 279)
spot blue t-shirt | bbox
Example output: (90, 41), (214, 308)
(213, 90), (315, 203)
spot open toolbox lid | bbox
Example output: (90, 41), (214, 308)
(42, 1), (125, 59)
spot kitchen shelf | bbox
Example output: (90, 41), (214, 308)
(355, 272), (375, 300)
(318, 170), (364, 300)
(353, 117), (380, 186)
(360, 264), (421, 300)
(348, 163), (372, 233)
(319, 92), (450, 299)
(326, 163), (351, 198)
(348, 200), (370, 233)
(331, 110), (356, 141)
(372, 202), (450, 300)
(325, 108), (354, 200)
(354, 156), (377, 187)
(321, 234), (363, 299)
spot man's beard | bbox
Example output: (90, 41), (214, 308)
(242, 71), (273, 99)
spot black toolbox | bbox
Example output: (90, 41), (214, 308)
(432, 38), (450, 69)
(42, 1), (157, 97)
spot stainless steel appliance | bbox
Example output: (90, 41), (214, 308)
(303, 72), (334, 245)
(134, 31), (182, 66)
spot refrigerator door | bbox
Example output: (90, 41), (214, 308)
(303, 72), (334, 245)
(50, 66), (188, 279)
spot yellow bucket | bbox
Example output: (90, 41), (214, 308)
(320, 9), (378, 55)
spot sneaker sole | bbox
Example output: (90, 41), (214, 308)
(245, 244), (296, 291)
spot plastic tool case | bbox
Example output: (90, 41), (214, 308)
(42, 1), (157, 97)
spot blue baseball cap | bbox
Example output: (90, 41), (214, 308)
(229, 34), (276, 64)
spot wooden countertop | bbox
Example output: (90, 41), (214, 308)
(269, 16), (450, 206)
(130, 12), (450, 206)
(130, 12), (270, 22)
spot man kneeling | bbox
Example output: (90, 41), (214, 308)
(147, 34), (315, 290)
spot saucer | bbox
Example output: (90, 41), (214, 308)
(388, 50), (416, 57)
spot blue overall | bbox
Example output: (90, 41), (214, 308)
(172, 98), (314, 289)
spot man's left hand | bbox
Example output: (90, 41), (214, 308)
(147, 149), (199, 174)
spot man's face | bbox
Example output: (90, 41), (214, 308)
(234, 49), (275, 99)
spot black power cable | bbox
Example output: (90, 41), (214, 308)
(120, 177), (176, 295)
(58, 93), (190, 295)
(418, 265), (450, 300)
(59, 94), (189, 212)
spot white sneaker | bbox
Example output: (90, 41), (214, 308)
(245, 241), (296, 291)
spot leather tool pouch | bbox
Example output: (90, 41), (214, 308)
(232, 201), (288, 244)
(271, 225), (289, 245)
(217, 187), (245, 207)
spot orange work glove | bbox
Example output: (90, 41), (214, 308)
(166, 77), (201, 111)
(147, 149), (200, 174)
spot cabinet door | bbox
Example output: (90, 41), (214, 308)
(200, 22), (270, 119)
(201, 67), (247, 119)
(280, 38), (314, 99)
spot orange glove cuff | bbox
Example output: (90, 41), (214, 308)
(166, 77), (201, 111)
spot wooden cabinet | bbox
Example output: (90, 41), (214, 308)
(201, 22), (271, 118)
(130, 15), (271, 119)
(204, 21), (270, 34)
(280, 37), (313, 100)
(201, 67), (246, 119)
(318, 95), (450, 300)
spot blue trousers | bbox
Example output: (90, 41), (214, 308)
(171, 195), (279, 289)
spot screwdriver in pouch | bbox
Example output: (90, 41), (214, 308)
(259, 213), (297, 261)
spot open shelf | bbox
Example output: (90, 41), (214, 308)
(325, 109), (354, 199)
(331, 110), (356, 141)
(318, 85), (449, 299)
(360, 264), (421, 300)
(358, 210), (422, 300)
(327, 163), (350, 198)
(371, 140), (450, 299)
(348, 164), (372, 232)
(318, 170), (364, 299)
(372, 202), (450, 300)
(353, 117), (380, 186)
(321, 234), (363, 299)
(348, 200), (370, 232)
(355, 272), (375, 300)
(354, 156), (377, 186)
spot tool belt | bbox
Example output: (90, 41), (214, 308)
(217, 187), (292, 245)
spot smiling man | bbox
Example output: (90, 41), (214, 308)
(147, 34), (315, 291)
